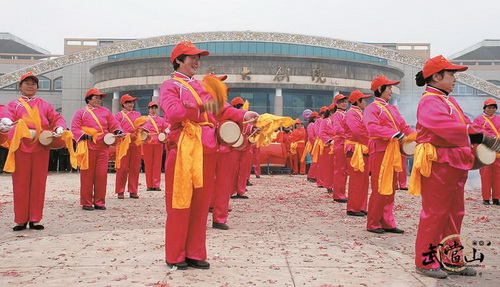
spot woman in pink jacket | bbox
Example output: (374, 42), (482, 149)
(413, 55), (479, 278)
(306, 112), (319, 182)
(142, 101), (168, 191)
(473, 99), (500, 205)
(1, 72), (66, 231)
(363, 76), (414, 234)
(71, 88), (122, 211)
(318, 105), (335, 194)
(158, 41), (258, 270)
(115, 94), (142, 199)
(331, 94), (349, 202)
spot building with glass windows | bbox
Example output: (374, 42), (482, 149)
(1, 32), (499, 124)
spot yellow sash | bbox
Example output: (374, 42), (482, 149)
(3, 119), (32, 172)
(115, 134), (132, 169)
(408, 143), (437, 196)
(373, 101), (402, 195)
(75, 127), (100, 170)
(19, 98), (42, 142)
(85, 106), (104, 134)
(148, 115), (160, 134)
(171, 78), (214, 209)
(345, 139), (368, 172)
(301, 141), (312, 163)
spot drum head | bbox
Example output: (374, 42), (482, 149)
(476, 144), (496, 165)
(140, 130), (149, 141)
(158, 133), (166, 142)
(104, 133), (116, 145)
(39, 130), (53, 146)
(401, 141), (416, 157)
(219, 121), (241, 145)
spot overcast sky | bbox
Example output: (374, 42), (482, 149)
(2, 0), (499, 57)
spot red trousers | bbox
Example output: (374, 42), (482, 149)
(165, 150), (216, 263)
(479, 157), (500, 200)
(115, 144), (141, 194)
(80, 149), (109, 207)
(346, 155), (369, 212)
(291, 144), (306, 175)
(308, 162), (318, 180)
(318, 146), (334, 189)
(236, 149), (252, 195)
(398, 156), (408, 189)
(333, 145), (348, 199)
(213, 152), (238, 224)
(143, 143), (163, 189)
(252, 146), (261, 176)
(12, 149), (50, 224)
(414, 162), (467, 269)
(366, 152), (398, 230)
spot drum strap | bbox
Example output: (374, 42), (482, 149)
(422, 93), (466, 125)
(19, 98), (42, 141)
(373, 101), (398, 131)
(482, 115), (500, 137)
(173, 77), (213, 127)
(148, 115), (159, 134)
(121, 111), (136, 130)
(85, 106), (104, 134)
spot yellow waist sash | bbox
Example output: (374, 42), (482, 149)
(301, 141), (312, 163)
(345, 139), (368, 172)
(3, 119), (32, 173)
(378, 138), (403, 195)
(408, 143), (437, 196)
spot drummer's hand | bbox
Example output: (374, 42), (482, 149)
(0, 118), (13, 132)
(114, 130), (125, 138)
(392, 132), (405, 142)
(243, 111), (259, 122)
(54, 127), (64, 137)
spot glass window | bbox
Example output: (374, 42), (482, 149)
(207, 42), (216, 53)
(256, 42), (265, 53)
(264, 43), (273, 53)
(159, 46), (168, 55)
(305, 46), (313, 55)
(54, 77), (62, 90)
(38, 76), (51, 90)
(289, 44), (298, 55)
(232, 42), (241, 53)
(330, 49), (338, 58)
(248, 42), (257, 53)
(282, 44), (289, 54)
(215, 42), (224, 53)
(197, 43), (208, 51)
(282, 89), (332, 118)
(297, 45), (306, 55)
(272, 43), (281, 54)
(228, 88), (275, 115)
(241, 42), (249, 53)
(321, 47), (329, 57)
(223, 42), (232, 53)
(345, 51), (354, 59)
(313, 47), (322, 56)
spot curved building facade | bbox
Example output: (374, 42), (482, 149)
(1, 32), (499, 124)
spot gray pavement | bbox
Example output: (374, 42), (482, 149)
(0, 171), (499, 286)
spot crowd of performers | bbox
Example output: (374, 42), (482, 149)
(1, 42), (500, 279)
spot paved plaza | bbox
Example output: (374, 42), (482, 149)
(0, 171), (498, 286)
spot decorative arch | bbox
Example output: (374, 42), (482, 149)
(0, 31), (498, 97)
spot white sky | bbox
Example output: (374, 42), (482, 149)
(2, 0), (499, 57)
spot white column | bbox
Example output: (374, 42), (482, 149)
(112, 91), (120, 114)
(152, 88), (159, 103)
(332, 90), (339, 103)
(274, 88), (283, 116)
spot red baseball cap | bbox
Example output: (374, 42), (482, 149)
(148, 101), (158, 108)
(296, 119), (303, 124)
(20, 72), (39, 84)
(120, 94), (138, 105)
(310, 111), (320, 118)
(333, 94), (348, 104)
(371, 75), (400, 92)
(422, 55), (468, 78)
(231, 97), (244, 106)
(349, 89), (372, 104)
(170, 41), (209, 63)
(484, 98), (498, 107)
(85, 88), (107, 99)
(319, 106), (328, 113)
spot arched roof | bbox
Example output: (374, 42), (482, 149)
(0, 31), (498, 97)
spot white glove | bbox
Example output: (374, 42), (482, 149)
(1, 118), (13, 126)
(55, 127), (64, 137)
(165, 127), (171, 134)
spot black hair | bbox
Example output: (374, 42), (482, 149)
(323, 109), (331, 118)
(149, 105), (159, 109)
(85, 94), (100, 104)
(415, 70), (446, 87)
(484, 104), (498, 111)
(308, 117), (316, 123)
(373, 85), (387, 97)
(233, 103), (243, 109)
(19, 77), (39, 88)
(173, 54), (188, 70)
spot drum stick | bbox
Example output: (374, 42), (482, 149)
(249, 128), (262, 138)
(243, 118), (258, 124)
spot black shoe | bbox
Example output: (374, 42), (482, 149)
(154, 187), (162, 191)
(334, 198), (348, 203)
(327, 188), (333, 194)
(208, 207), (214, 213)
(361, 210), (368, 215)
(246, 180), (253, 186)
(493, 199), (500, 205)
(307, 178), (317, 183)
(256, 175), (260, 178)
(212, 222), (229, 230)
(383, 227), (404, 234)
(147, 187), (154, 191)
(130, 193), (139, 199)
(483, 200), (491, 205)
(166, 261), (188, 270)
(185, 258), (210, 269)
(94, 205), (107, 210)
(13, 223), (27, 232)
(347, 211), (365, 217)
(230, 194), (249, 199)
(399, 187), (408, 190)
(82, 206), (94, 211)
(367, 228), (385, 234)
(29, 222), (45, 230)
